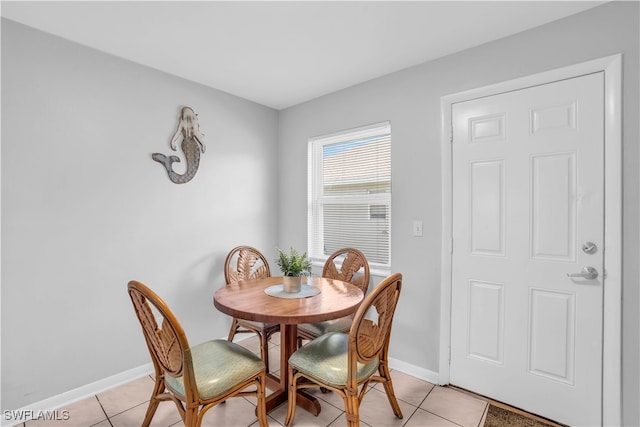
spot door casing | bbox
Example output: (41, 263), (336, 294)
(439, 54), (622, 426)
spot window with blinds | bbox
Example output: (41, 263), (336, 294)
(308, 122), (391, 269)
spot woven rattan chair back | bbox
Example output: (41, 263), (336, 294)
(350, 272), (402, 364)
(224, 245), (271, 284)
(223, 245), (278, 374)
(128, 281), (187, 378)
(296, 248), (370, 346)
(322, 248), (370, 293)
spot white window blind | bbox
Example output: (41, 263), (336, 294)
(308, 122), (391, 268)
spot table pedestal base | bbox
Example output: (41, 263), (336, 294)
(261, 324), (321, 416)
(264, 386), (321, 415)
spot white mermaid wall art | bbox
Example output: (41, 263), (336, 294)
(152, 106), (206, 184)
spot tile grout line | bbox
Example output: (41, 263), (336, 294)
(92, 395), (113, 427)
(416, 385), (486, 427)
(397, 405), (419, 427)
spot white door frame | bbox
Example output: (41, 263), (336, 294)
(439, 54), (622, 426)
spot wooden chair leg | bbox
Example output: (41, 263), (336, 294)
(141, 398), (159, 427)
(379, 364), (403, 418)
(260, 331), (270, 374)
(344, 392), (360, 427)
(142, 377), (165, 427)
(284, 370), (298, 427)
(184, 405), (198, 427)
(256, 375), (269, 427)
(227, 318), (239, 342)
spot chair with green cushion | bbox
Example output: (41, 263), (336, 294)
(297, 248), (370, 346)
(128, 280), (268, 427)
(224, 245), (279, 373)
(285, 273), (403, 427)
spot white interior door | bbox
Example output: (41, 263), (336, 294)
(450, 72), (604, 426)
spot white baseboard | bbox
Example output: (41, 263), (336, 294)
(388, 357), (439, 385)
(2, 363), (154, 426)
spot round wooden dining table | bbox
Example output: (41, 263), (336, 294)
(213, 275), (364, 415)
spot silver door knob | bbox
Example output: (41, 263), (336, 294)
(567, 266), (598, 280)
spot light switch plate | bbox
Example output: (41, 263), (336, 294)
(413, 220), (423, 237)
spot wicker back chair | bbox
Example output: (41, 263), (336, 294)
(297, 248), (370, 344)
(224, 245), (279, 372)
(127, 280), (267, 427)
(285, 273), (403, 427)
(322, 247), (370, 293)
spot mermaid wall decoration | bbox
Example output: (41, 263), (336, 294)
(152, 106), (206, 184)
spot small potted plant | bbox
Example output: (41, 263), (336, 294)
(276, 247), (312, 293)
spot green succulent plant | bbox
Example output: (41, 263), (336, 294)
(276, 247), (312, 277)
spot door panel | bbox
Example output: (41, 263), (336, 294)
(531, 152), (576, 260)
(529, 288), (575, 384)
(450, 73), (604, 426)
(468, 280), (504, 364)
(470, 160), (505, 256)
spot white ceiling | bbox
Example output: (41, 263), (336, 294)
(1, 1), (606, 110)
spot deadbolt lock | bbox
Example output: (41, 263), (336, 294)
(582, 242), (598, 254)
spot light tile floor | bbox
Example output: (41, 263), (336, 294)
(19, 334), (491, 427)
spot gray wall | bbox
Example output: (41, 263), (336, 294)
(1, 19), (279, 410)
(278, 1), (639, 424)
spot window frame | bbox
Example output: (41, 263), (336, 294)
(307, 121), (391, 272)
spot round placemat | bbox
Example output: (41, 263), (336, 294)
(264, 284), (321, 299)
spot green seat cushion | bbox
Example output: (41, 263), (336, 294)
(165, 339), (264, 400)
(289, 332), (379, 388)
(298, 316), (353, 337)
